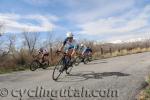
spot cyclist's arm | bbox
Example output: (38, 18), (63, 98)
(82, 48), (86, 55)
(82, 46), (87, 55)
(89, 48), (93, 54)
(59, 38), (67, 51)
(71, 49), (76, 57)
(59, 44), (64, 51)
(71, 40), (77, 57)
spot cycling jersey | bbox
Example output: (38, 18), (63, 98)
(86, 48), (92, 52)
(80, 45), (92, 55)
(80, 45), (87, 55)
(39, 48), (48, 55)
(63, 38), (78, 52)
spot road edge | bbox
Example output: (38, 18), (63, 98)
(136, 76), (150, 100)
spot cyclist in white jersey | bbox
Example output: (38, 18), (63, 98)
(59, 32), (78, 57)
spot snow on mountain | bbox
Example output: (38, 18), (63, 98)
(110, 38), (147, 44)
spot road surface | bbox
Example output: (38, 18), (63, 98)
(0, 52), (150, 100)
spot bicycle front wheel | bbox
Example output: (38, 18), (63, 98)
(30, 60), (39, 71)
(52, 60), (64, 81)
(83, 57), (89, 64)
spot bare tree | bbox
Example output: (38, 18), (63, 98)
(0, 23), (4, 46)
(0, 23), (6, 57)
(0, 34), (16, 58)
(45, 32), (55, 50)
(40, 32), (55, 62)
(0, 23), (5, 37)
(22, 31), (39, 54)
(0, 24), (2, 37)
(3, 34), (15, 56)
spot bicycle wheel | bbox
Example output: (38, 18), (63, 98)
(83, 57), (89, 64)
(30, 60), (39, 71)
(66, 65), (73, 74)
(74, 56), (81, 66)
(52, 60), (64, 81)
(88, 56), (93, 62)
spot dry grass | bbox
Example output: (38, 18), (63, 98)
(1, 39), (150, 74)
(93, 47), (150, 60)
(138, 76), (150, 100)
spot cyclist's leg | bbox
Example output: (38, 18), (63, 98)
(42, 53), (47, 63)
(59, 55), (68, 72)
(86, 48), (91, 56)
(42, 53), (49, 63)
(65, 46), (76, 67)
(60, 48), (72, 72)
(66, 49), (73, 66)
(62, 47), (69, 65)
(42, 57), (44, 63)
(36, 52), (42, 63)
(82, 49), (89, 61)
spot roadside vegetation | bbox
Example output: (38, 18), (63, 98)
(93, 40), (150, 59)
(1, 23), (150, 74)
(139, 76), (150, 100)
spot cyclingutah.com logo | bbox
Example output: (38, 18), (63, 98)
(0, 86), (119, 100)
(0, 88), (9, 97)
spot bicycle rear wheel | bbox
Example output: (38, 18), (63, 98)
(66, 65), (73, 74)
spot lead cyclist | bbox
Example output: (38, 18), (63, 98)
(59, 32), (78, 71)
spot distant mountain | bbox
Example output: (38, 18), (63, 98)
(93, 37), (150, 45)
(110, 38), (147, 44)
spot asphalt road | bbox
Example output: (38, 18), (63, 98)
(0, 52), (150, 100)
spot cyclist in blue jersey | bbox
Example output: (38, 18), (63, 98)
(80, 44), (93, 56)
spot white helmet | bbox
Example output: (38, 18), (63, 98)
(66, 32), (73, 38)
(80, 44), (84, 47)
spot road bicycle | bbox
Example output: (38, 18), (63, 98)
(74, 53), (93, 66)
(52, 51), (76, 81)
(30, 54), (49, 71)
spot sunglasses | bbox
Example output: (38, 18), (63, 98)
(68, 37), (73, 39)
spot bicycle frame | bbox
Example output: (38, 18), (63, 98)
(56, 51), (71, 66)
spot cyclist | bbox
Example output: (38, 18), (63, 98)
(59, 32), (78, 71)
(80, 44), (92, 57)
(86, 46), (93, 57)
(38, 47), (49, 63)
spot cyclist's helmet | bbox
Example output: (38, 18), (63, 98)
(39, 47), (44, 52)
(66, 32), (73, 38)
(80, 44), (84, 47)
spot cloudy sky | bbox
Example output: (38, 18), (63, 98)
(1, 0), (150, 42)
